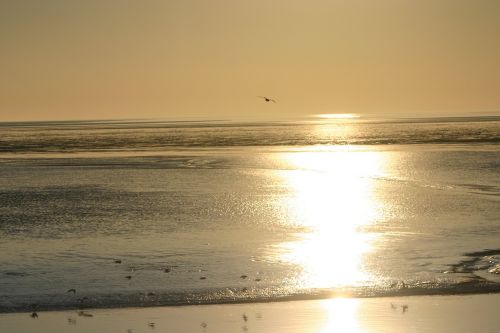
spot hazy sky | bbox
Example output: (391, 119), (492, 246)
(1, 0), (500, 121)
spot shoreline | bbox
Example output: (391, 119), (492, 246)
(1, 293), (499, 333)
(2, 284), (500, 314)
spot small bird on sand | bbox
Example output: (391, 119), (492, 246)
(114, 259), (122, 264)
(77, 297), (89, 304)
(148, 322), (155, 328)
(200, 276), (207, 280)
(402, 304), (409, 313)
(257, 96), (276, 103)
(240, 275), (248, 279)
(125, 275), (132, 279)
(30, 312), (38, 318)
(67, 288), (76, 294)
(77, 311), (93, 317)
(242, 313), (248, 322)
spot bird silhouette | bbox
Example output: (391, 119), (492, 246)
(257, 96), (276, 103)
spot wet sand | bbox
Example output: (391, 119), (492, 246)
(1, 293), (499, 333)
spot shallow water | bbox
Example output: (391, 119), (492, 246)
(2, 295), (500, 333)
(0, 118), (499, 311)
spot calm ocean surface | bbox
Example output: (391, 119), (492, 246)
(0, 117), (499, 312)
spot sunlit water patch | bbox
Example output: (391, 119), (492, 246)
(271, 148), (385, 289)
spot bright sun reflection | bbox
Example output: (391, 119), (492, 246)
(320, 298), (363, 333)
(317, 113), (360, 119)
(277, 146), (384, 289)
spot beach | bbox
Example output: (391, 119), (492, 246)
(3, 0), (500, 331)
(2, 294), (499, 333)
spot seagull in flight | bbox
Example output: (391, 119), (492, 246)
(257, 96), (276, 103)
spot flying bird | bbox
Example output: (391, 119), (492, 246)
(257, 96), (276, 103)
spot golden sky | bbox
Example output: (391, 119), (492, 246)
(1, 0), (499, 121)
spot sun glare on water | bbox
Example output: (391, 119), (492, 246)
(317, 113), (360, 119)
(321, 298), (362, 333)
(276, 145), (385, 289)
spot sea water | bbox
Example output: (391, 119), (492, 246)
(0, 117), (499, 311)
